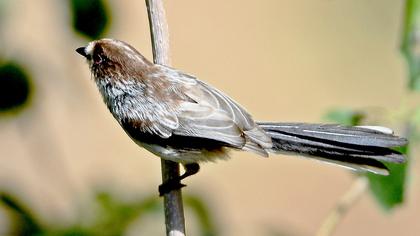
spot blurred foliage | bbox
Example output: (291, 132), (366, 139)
(401, 0), (420, 90)
(0, 193), (42, 235)
(324, 110), (409, 210)
(82, 193), (161, 236)
(0, 192), (218, 236)
(70, 0), (111, 39)
(184, 196), (219, 236)
(322, 0), (420, 211)
(366, 145), (409, 211)
(0, 0), (7, 24)
(323, 109), (365, 126)
(0, 61), (32, 114)
(410, 107), (420, 142)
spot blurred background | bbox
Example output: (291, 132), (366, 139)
(0, 0), (419, 235)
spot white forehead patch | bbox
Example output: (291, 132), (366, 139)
(84, 39), (140, 61)
(85, 41), (96, 56)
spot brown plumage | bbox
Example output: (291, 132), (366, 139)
(76, 39), (407, 195)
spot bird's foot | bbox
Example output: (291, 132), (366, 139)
(158, 180), (187, 196)
(158, 163), (200, 196)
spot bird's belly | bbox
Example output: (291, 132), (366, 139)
(121, 123), (233, 163)
(138, 142), (231, 164)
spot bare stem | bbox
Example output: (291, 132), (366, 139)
(144, 0), (186, 235)
(316, 177), (368, 236)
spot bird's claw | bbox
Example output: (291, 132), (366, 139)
(158, 181), (187, 196)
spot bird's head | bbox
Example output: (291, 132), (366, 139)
(76, 39), (152, 79)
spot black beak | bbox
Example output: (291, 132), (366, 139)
(76, 47), (87, 57)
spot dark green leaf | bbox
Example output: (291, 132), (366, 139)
(366, 145), (409, 210)
(324, 108), (409, 210)
(0, 193), (43, 235)
(0, 61), (32, 113)
(70, 0), (110, 39)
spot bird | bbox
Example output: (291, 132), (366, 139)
(76, 38), (407, 195)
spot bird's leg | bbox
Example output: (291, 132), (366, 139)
(159, 163), (200, 196)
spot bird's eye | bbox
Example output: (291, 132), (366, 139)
(93, 53), (104, 65)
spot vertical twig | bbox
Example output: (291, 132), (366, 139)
(144, 1), (186, 236)
(315, 177), (368, 236)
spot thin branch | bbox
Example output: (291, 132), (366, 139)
(316, 177), (368, 236)
(145, 0), (171, 65)
(144, 1), (186, 235)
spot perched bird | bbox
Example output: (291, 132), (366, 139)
(76, 39), (407, 195)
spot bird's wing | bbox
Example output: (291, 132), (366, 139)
(156, 65), (258, 132)
(173, 102), (247, 148)
(139, 65), (272, 153)
(181, 79), (272, 150)
(161, 68), (272, 156)
(119, 65), (245, 148)
(120, 100), (180, 139)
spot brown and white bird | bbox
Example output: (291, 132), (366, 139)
(76, 39), (407, 195)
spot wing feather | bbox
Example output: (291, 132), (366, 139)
(183, 80), (272, 150)
(122, 65), (272, 153)
(174, 102), (246, 148)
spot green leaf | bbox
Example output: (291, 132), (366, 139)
(401, 0), (420, 91)
(90, 193), (161, 236)
(70, 0), (111, 39)
(366, 145), (409, 210)
(0, 193), (44, 235)
(0, 61), (32, 114)
(185, 195), (219, 236)
(408, 107), (420, 143)
(324, 108), (409, 210)
(323, 108), (364, 126)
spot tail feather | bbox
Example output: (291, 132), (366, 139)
(257, 122), (408, 175)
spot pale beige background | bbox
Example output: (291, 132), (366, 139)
(0, 0), (419, 235)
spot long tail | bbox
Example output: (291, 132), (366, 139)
(257, 122), (408, 175)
